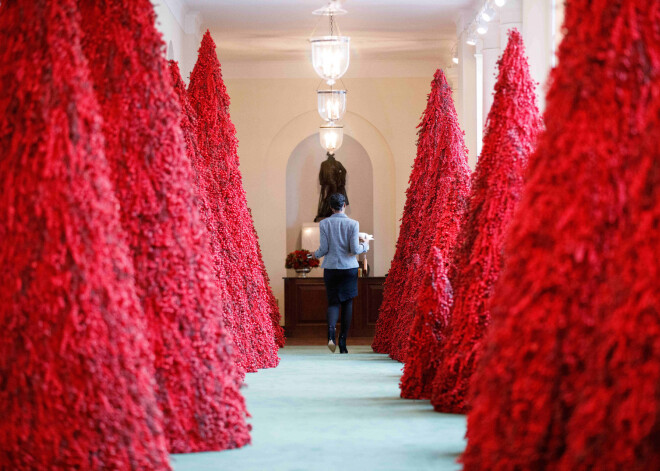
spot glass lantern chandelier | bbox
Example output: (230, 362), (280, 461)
(311, 1), (349, 154)
(317, 90), (346, 123)
(319, 123), (344, 154)
(310, 1), (349, 85)
(310, 37), (350, 86)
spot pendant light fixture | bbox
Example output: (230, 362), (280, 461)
(310, 38), (350, 86)
(319, 123), (344, 154)
(310, 1), (350, 85)
(317, 89), (347, 123)
(311, 1), (349, 154)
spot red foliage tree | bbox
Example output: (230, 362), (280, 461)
(78, 1), (250, 453)
(373, 69), (471, 361)
(188, 31), (284, 367)
(399, 249), (453, 399)
(462, 1), (660, 469)
(170, 60), (285, 354)
(168, 60), (218, 244)
(556, 131), (660, 470)
(0, 1), (170, 468)
(429, 29), (541, 413)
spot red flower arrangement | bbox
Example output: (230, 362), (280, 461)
(285, 250), (321, 270)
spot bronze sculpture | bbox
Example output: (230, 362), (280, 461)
(314, 152), (349, 222)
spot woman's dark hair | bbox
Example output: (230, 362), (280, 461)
(329, 193), (346, 211)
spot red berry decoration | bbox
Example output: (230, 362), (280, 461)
(188, 31), (283, 366)
(399, 249), (453, 399)
(372, 69), (471, 362)
(78, 1), (250, 453)
(559, 129), (660, 470)
(429, 29), (542, 413)
(463, 1), (660, 469)
(168, 60), (219, 244)
(0, 1), (169, 468)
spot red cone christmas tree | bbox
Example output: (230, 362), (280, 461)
(462, 1), (660, 469)
(170, 59), (288, 355)
(371, 79), (439, 355)
(188, 31), (283, 368)
(430, 29), (541, 413)
(373, 69), (471, 362)
(78, 1), (250, 453)
(399, 249), (453, 399)
(168, 60), (218, 242)
(556, 128), (660, 470)
(0, 1), (169, 468)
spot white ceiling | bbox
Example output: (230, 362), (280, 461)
(183, 0), (476, 64)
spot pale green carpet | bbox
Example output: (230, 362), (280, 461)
(172, 345), (466, 471)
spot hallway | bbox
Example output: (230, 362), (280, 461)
(172, 346), (466, 471)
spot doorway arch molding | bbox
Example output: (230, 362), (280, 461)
(256, 110), (396, 319)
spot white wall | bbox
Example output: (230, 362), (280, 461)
(522, 0), (555, 110)
(455, 21), (478, 168)
(152, 1), (184, 60)
(152, 0), (201, 81)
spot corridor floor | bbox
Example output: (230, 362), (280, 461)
(172, 345), (467, 471)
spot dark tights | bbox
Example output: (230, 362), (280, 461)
(327, 299), (353, 340)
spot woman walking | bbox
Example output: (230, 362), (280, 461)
(314, 193), (369, 353)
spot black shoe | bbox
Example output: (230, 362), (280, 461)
(338, 334), (348, 354)
(328, 326), (336, 353)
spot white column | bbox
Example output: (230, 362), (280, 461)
(481, 21), (500, 125)
(474, 40), (483, 159)
(453, 0), (560, 165)
(181, 11), (202, 81)
(455, 16), (479, 169)
(551, 0), (566, 66)
(522, 0), (553, 111)
(499, 0), (523, 50)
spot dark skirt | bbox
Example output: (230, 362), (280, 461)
(323, 268), (359, 304)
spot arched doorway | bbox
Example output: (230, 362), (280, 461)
(286, 133), (374, 273)
(256, 109), (396, 322)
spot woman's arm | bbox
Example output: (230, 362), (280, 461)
(314, 224), (329, 259)
(350, 222), (368, 255)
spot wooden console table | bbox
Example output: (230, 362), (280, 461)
(283, 277), (386, 338)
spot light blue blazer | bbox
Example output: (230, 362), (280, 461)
(314, 213), (368, 269)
